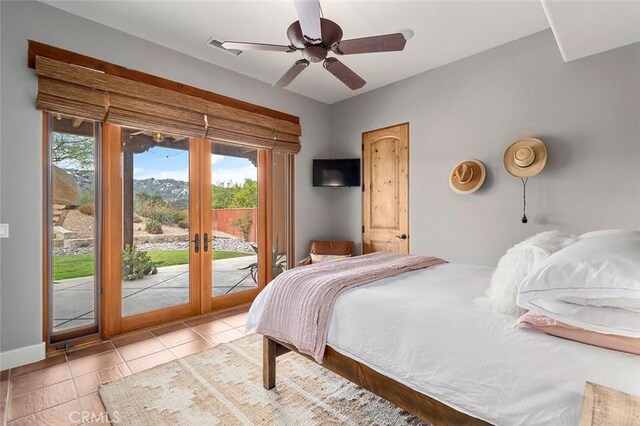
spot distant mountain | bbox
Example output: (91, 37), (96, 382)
(133, 177), (189, 203)
(65, 169), (189, 204)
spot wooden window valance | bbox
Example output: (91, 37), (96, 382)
(33, 51), (301, 153)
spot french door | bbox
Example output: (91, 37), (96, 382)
(46, 118), (293, 345)
(101, 125), (280, 336)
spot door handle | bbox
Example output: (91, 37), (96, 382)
(203, 233), (209, 252)
(191, 233), (200, 253)
(396, 234), (407, 240)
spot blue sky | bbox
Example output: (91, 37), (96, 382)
(133, 147), (257, 184)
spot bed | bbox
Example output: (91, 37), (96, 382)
(247, 263), (640, 425)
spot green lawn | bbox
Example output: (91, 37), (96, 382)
(53, 250), (252, 281)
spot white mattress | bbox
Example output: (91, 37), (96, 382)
(247, 264), (640, 426)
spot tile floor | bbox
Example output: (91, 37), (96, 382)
(0, 306), (250, 425)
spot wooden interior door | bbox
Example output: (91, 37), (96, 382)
(362, 123), (409, 254)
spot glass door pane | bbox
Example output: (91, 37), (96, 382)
(210, 142), (259, 297)
(121, 129), (191, 316)
(48, 114), (100, 342)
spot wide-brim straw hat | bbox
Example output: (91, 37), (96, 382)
(504, 138), (547, 178)
(449, 159), (486, 195)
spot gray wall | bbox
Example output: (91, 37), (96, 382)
(0, 1), (331, 352)
(329, 30), (640, 266)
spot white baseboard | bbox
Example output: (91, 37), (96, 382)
(0, 342), (46, 370)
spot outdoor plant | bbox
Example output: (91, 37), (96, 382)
(233, 214), (253, 241)
(177, 220), (189, 229)
(146, 218), (163, 234)
(135, 192), (185, 225)
(122, 244), (158, 281)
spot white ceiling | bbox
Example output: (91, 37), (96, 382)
(42, 1), (640, 104)
(541, 0), (640, 62)
(42, 0), (550, 104)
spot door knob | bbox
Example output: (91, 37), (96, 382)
(396, 234), (407, 240)
(191, 233), (200, 253)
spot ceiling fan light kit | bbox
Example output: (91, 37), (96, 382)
(222, 0), (411, 90)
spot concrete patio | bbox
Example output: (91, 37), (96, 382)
(52, 255), (258, 332)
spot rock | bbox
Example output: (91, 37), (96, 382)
(53, 165), (81, 205)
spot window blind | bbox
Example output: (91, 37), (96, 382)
(35, 56), (302, 153)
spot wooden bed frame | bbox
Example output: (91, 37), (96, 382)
(262, 336), (490, 426)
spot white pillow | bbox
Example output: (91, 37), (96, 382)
(478, 231), (576, 316)
(517, 230), (640, 337)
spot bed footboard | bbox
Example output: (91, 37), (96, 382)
(261, 334), (489, 425)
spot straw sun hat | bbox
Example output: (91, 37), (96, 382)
(503, 138), (547, 178)
(449, 159), (486, 195)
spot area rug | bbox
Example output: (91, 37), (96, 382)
(99, 334), (426, 425)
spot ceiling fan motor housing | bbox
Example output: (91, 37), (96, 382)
(303, 46), (327, 63)
(287, 18), (343, 50)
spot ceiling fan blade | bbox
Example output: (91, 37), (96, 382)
(273, 59), (310, 88)
(222, 41), (296, 53)
(331, 33), (407, 55)
(293, 0), (322, 44)
(323, 58), (366, 90)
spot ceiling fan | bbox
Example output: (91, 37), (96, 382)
(222, 0), (410, 90)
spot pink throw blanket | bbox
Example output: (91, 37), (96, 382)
(255, 252), (447, 363)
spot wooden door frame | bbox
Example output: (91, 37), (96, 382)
(43, 121), (296, 344)
(361, 122), (410, 254)
(102, 124), (203, 336)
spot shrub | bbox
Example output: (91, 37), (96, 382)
(146, 218), (163, 234)
(122, 245), (157, 281)
(78, 189), (95, 205)
(78, 203), (94, 216)
(233, 214), (253, 241)
(134, 192), (186, 225)
(177, 220), (189, 229)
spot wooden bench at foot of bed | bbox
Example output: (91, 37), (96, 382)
(262, 336), (490, 426)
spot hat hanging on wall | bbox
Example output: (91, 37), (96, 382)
(503, 138), (547, 223)
(449, 159), (486, 195)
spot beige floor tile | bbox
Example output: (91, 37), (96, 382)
(67, 343), (115, 362)
(10, 355), (66, 378)
(68, 351), (124, 378)
(126, 350), (176, 373)
(112, 332), (165, 362)
(207, 328), (246, 345)
(7, 379), (77, 421)
(191, 318), (233, 337)
(73, 372), (100, 397)
(96, 364), (131, 385)
(1, 377), (8, 401)
(184, 314), (216, 327)
(214, 310), (249, 328)
(7, 399), (83, 426)
(169, 338), (213, 358)
(151, 323), (200, 348)
(10, 363), (72, 396)
(79, 393), (108, 422)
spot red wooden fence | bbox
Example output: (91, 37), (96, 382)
(212, 208), (258, 242)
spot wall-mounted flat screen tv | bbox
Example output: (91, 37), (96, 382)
(313, 159), (361, 187)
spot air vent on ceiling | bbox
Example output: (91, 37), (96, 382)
(205, 38), (243, 56)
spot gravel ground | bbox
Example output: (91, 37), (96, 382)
(53, 237), (256, 256)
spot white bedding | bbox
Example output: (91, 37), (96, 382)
(247, 264), (640, 426)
